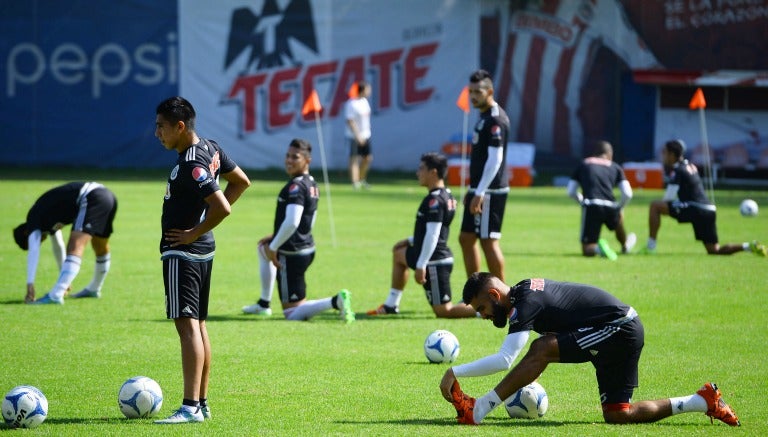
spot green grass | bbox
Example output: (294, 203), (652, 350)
(1, 168), (767, 436)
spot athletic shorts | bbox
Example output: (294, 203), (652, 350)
(460, 191), (507, 239)
(348, 138), (372, 157)
(405, 246), (453, 306)
(668, 201), (718, 244)
(163, 258), (212, 320)
(74, 187), (117, 238)
(557, 317), (644, 405)
(580, 205), (620, 244)
(277, 252), (314, 303)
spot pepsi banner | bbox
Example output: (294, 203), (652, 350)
(179, 0), (482, 170)
(0, 0), (178, 168)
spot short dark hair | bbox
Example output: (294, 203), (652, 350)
(664, 139), (686, 159)
(462, 272), (495, 304)
(13, 223), (28, 250)
(356, 80), (369, 95)
(420, 152), (448, 179)
(469, 69), (493, 89)
(289, 138), (312, 157)
(156, 96), (196, 130)
(593, 140), (613, 157)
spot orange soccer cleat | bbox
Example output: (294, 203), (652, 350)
(696, 382), (740, 426)
(450, 380), (477, 425)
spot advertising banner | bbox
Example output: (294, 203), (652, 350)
(179, 0), (485, 170)
(0, 0), (178, 168)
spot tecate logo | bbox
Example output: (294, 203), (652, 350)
(5, 33), (178, 98)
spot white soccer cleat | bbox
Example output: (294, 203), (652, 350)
(154, 407), (204, 424)
(242, 303), (272, 316)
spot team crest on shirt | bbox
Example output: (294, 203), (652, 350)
(192, 167), (208, 182)
(491, 125), (502, 139)
(288, 183), (300, 195)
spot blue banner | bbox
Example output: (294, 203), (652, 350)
(0, 0), (178, 168)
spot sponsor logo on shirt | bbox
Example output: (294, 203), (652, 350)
(508, 307), (518, 323)
(289, 183), (300, 195)
(192, 167), (208, 182)
(170, 165), (179, 181)
(428, 198), (439, 209)
(491, 124), (502, 139)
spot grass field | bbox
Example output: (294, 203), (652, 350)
(1, 167), (766, 436)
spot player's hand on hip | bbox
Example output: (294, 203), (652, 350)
(164, 228), (197, 247)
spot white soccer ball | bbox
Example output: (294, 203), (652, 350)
(118, 376), (163, 418)
(424, 329), (460, 363)
(740, 199), (758, 217)
(505, 381), (548, 419)
(2, 385), (48, 429)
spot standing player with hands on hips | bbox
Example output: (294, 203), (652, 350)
(154, 96), (251, 424)
(459, 69), (510, 282)
(440, 273), (740, 427)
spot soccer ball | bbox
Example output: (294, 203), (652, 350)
(740, 199), (758, 217)
(424, 329), (460, 363)
(2, 385), (48, 429)
(504, 381), (548, 419)
(118, 376), (163, 418)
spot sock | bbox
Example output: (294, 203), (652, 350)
(647, 238), (657, 250)
(182, 398), (200, 412)
(86, 254), (110, 292)
(385, 288), (403, 308)
(257, 299), (270, 309)
(258, 245), (276, 302)
(669, 394), (708, 415)
(49, 255), (81, 300)
(199, 398), (208, 408)
(742, 242), (750, 251)
(285, 298), (333, 321)
(473, 390), (503, 424)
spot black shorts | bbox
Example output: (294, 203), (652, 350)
(163, 258), (212, 320)
(460, 191), (507, 239)
(405, 246), (453, 306)
(557, 317), (644, 405)
(668, 201), (718, 244)
(348, 138), (372, 157)
(580, 205), (620, 244)
(277, 252), (314, 303)
(74, 187), (117, 238)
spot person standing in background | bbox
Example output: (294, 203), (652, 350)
(344, 80), (373, 190)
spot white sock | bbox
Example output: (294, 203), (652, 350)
(385, 288), (403, 308)
(473, 390), (502, 424)
(647, 238), (657, 250)
(258, 245), (276, 302)
(742, 242), (750, 251)
(284, 298), (333, 321)
(49, 255), (81, 300)
(86, 254), (110, 292)
(669, 394), (708, 415)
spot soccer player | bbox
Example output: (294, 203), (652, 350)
(241, 138), (354, 322)
(459, 69), (510, 282)
(366, 152), (476, 318)
(345, 80), (373, 190)
(643, 139), (766, 256)
(440, 273), (741, 427)
(13, 182), (118, 304)
(567, 141), (635, 260)
(154, 96), (251, 424)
